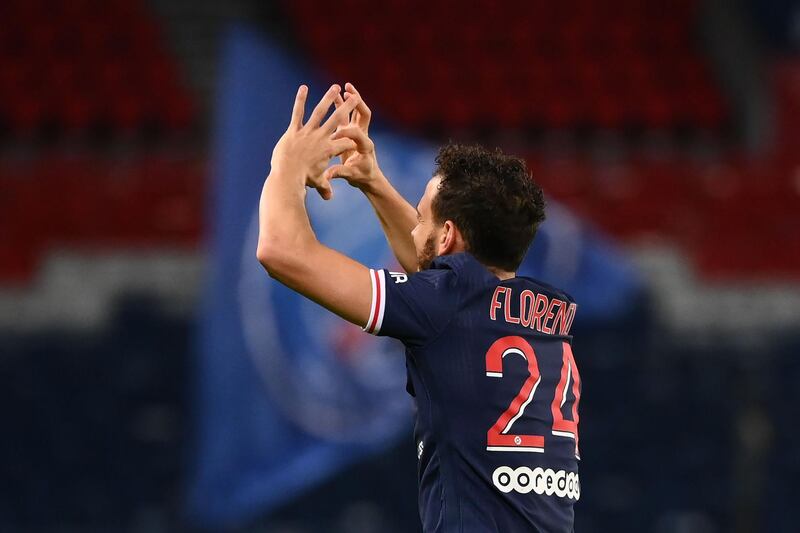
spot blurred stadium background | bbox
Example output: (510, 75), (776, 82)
(1, 1), (799, 532)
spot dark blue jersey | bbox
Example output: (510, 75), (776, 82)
(364, 253), (581, 533)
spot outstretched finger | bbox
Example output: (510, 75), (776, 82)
(332, 91), (354, 163)
(290, 85), (308, 128)
(345, 83), (372, 132)
(306, 84), (341, 128)
(331, 125), (372, 153)
(322, 93), (360, 133)
(333, 91), (345, 114)
(344, 92), (362, 126)
(343, 92), (358, 126)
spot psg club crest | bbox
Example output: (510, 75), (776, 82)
(237, 184), (411, 444)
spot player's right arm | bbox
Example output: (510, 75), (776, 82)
(323, 83), (420, 273)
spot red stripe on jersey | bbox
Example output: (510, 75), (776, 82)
(367, 269), (382, 333)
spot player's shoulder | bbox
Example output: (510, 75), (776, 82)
(384, 254), (466, 293)
(398, 264), (455, 289)
(426, 252), (499, 287)
(368, 259), (463, 344)
(378, 254), (476, 315)
(427, 253), (574, 301)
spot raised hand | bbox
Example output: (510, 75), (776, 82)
(271, 84), (360, 200)
(323, 83), (383, 193)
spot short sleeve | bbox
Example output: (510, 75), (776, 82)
(363, 268), (458, 346)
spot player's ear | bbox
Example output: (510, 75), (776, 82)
(439, 220), (464, 255)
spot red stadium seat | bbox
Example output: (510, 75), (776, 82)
(286, 0), (728, 133)
(0, 0), (196, 138)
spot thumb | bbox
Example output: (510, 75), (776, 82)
(315, 179), (333, 201)
(323, 164), (354, 182)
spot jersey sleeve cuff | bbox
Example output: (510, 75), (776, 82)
(363, 268), (386, 335)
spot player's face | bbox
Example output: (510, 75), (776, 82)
(412, 176), (442, 271)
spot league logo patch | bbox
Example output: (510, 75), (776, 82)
(390, 272), (408, 284)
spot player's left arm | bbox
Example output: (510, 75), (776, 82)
(255, 84), (373, 328)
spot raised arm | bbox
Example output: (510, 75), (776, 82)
(256, 84), (373, 327)
(323, 83), (420, 273)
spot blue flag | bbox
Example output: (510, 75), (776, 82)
(186, 26), (641, 528)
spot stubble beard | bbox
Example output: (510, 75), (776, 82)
(417, 232), (437, 271)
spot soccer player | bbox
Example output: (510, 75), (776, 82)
(257, 83), (581, 532)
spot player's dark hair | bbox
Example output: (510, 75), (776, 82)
(432, 143), (546, 272)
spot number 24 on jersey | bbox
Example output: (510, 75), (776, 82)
(485, 336), (581, 458)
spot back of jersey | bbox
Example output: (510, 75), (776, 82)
(364, 253), (581, 533)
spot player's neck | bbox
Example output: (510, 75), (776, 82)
(487, 266), (515, 281)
